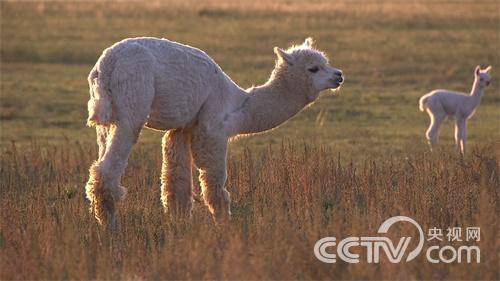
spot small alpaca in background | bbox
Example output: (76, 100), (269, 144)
(419, 65), (492, 154)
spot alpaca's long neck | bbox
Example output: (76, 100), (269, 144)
(469, 79), (484, 106)
(236, 71), (311, 134)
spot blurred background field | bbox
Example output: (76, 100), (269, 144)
(1, 0), (499, 160)
(0, 0), (499, 280)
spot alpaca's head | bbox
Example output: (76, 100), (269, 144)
(273, 38), (344, 99)
(475, 65), (492, 88)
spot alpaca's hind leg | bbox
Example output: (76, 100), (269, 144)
(455, 117), (467, 155)
(425, 111), (445, 149)
(86, 52), (155, 229)
(96, 125), (109, 161)
(190, 131), (231, 222)
(160, 129), (193, 218)
(86, 123), (143, 229)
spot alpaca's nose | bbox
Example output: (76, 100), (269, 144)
(333, 70), (343, 83)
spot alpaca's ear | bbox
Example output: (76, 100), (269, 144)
(303, 37), (315, 48)
(274, 47), (295, 65)
(475, 65), (480, 76)
(485, 65), (492, 73)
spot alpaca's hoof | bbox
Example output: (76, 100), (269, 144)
(106, 215), (119, 232)
(212, 212), (231, 228)
(165, 199), (194, 221)
(89, 186), (118, 228)
(212, 206), (232, 225)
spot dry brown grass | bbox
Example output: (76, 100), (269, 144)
(0, 141), (498, 280)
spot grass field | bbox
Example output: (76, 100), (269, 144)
(1, 142), (499, 279)
(0, 0), (499, 280)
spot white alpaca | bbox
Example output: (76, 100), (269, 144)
(419, 66), (492, 154)
(85, 37), (344, 228)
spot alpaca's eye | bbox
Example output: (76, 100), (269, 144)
(308, 66), (319, 73)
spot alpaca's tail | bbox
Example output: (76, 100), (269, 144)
(419, 95), (429, 112)
(87, 67), (112, 127)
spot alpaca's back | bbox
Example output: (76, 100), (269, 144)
(95, 37), (225, 90)
(119, 37), (219, 72)
(89, 37), (240, 130)
(419, 90), (470, 116)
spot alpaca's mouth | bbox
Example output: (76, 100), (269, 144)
(330, 82), (342, 92)
(330, 76), (344, 89)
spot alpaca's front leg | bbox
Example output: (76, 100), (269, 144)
(190, 131), (231, 221)
(455, 118), (467, 155)
(160, 129), (193, 218)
